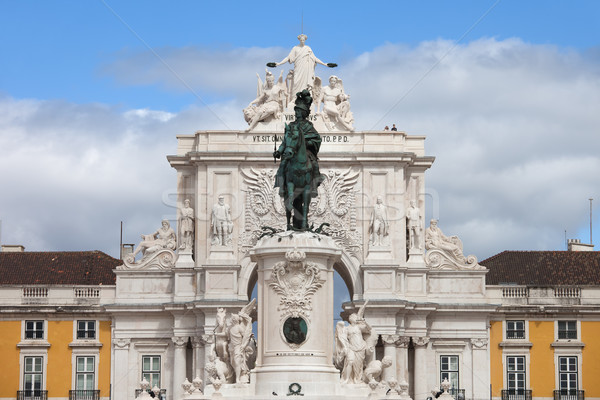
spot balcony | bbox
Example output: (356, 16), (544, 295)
(502, 389), (532, 400)
(69, 390), (100, 400)
(135, 389), (166, 400)
(554, 390), (584, 400)
(17, 391), (48, 400)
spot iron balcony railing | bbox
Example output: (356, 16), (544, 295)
(554, 390), (584, 400)
(17, 390), (48, 400)
(135, 389), (166, 400)
(69, 390), (100, 400)
(502, 389), (532, 400)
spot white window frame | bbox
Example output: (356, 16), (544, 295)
(502, 320), (529, 341)
(74, 320), (98, 341)
(506, 320), (526, 340)
(75, 356), (96, 391)
(506, 355), (527, 393)
(555, 320), (580, 341)
(501, 351), (530, 392)
(557, 356), (578, 393)
(22, 320), (47, 341)
(19, 352), (47, 391)
(553, 350), (583, 395)
(70, 346), (100, 390)
(439, 355), (460, 390)
(141, 355), (161, 388)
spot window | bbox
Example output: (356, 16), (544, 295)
(506, 321), (525, 339)
(76, 321), (96, 340)
(76, 356), (95, 390)
(558, 357), (578, 394)
(440, 355), (459, 390)
(507, 356), (526, 393)
(142, 356), (161, 388)
(558, 321), (577, 340)
(25, 321), (44, 339)
(24, 357), (43, 394)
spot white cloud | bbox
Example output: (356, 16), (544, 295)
(2, 38), (600, 260)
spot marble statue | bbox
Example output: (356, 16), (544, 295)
(406, 200), (421, 250)
(205, 353), (233, 384)
(132, 220), (177, 259)
(214, 308), (230, 366)
(226, 299), (256, 384)
(243, 70), (287, 131)
(425, 219), (466, 263)
(369, 196), (389, 246)
(424, 219), (484, 270)
(273, 90), (324, 230)
(362, 356), (392, 384)
(335, 302), (378, 385)
(211, 195), (232, 246)
(274, 34), (335, 100)
(319, 75), (354, 131)
(179, 199), (194, 251)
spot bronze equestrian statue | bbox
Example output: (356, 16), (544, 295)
(273, 90), (324, 230)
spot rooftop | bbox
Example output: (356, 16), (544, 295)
(482, 250), (600, 286)
(0, 251), (120, 285)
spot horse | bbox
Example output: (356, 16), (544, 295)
(279, 121), (317, 230)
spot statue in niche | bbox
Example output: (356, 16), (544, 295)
(178, 199), (194, 251)
(425, 219), (467, 263)
(211, 195), (232, 246)
(334, 302), (378, 385)
(272, 34), (335, 101)
(131, 220), (176, 259)
(319, 75), (354, 131)
(273, 90), (324, 230)
(226, 299), (256, 384)
(369, 196), (389, 246)
(362, 356), (392, 384)
(243, 70), (287, 131)
(406, 200), (421, 250)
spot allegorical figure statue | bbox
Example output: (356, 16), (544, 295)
(132, 220), (177, 259)
(273, 90), (324, 230)
(179, 199), (194, 251)
(275, 34), (335, 100)
(335, 302), (377, 385)
(369, 196), (389, 246)
(211, 195), (232, 246)
(425, 219), (467, 263)
(406, 200), (421, 250)
(320, 75), (354, 131)
(226, 300), (256, 384)
(362, 356), (393, 384)
(243, 70), (287, 131)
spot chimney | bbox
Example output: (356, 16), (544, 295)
(567, 239), (595, 252)
(1, 244), (25, 252)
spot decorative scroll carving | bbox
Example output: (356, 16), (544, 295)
(113, 338), (131, 349)
(395, 336), (411, 348)
(119, 249), (177, 270)
(267, 248), (325, 320)
(470, 338), (488, 349)
(425, 219), (485, 270)
(240, 167), (361, 257)
(413, 336), (430, 347)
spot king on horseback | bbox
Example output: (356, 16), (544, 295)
(273, 89), (324, 230)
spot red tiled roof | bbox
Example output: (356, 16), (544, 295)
(481, 251), (600, 286)
(0, 251), (120, 285)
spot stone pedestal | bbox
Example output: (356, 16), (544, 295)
(250, 232), (342, 397)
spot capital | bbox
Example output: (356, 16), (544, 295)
(382, 334), (400, 345)
(413, 336), (430, 347)
(112, 338), (131, 349)
(171, 336), (187, 347)
(395, 336), (411, 348)
(470, 338), (488, 349)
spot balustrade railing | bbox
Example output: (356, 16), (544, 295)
(554, 287), (581, 298)
(502, 389), (532, 400)
(22, 287), (48, 297)
(554, 390), (584, 400)
(69, 390), (100, 400)
(17, 390), (48, 400)
(502, 287), (528, 298)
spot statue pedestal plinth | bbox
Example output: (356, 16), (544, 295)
(250, 231), (342, 397)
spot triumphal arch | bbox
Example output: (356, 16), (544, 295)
(109, 35), (493, 400)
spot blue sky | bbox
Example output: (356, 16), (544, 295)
(1, 0), (599, 261)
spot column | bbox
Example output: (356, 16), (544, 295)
(112, 339), (130, 400)
(471, 338), (489, 400)
(413, 336), (430, 400)
(395, 336), (410, 384)
(191, 336), (205, 381)
(172, 336), (187, 400)
(382, 335), (400, 383)
(201, 334), (215, 385)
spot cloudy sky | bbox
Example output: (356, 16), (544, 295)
(1, 0), (599, 262)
